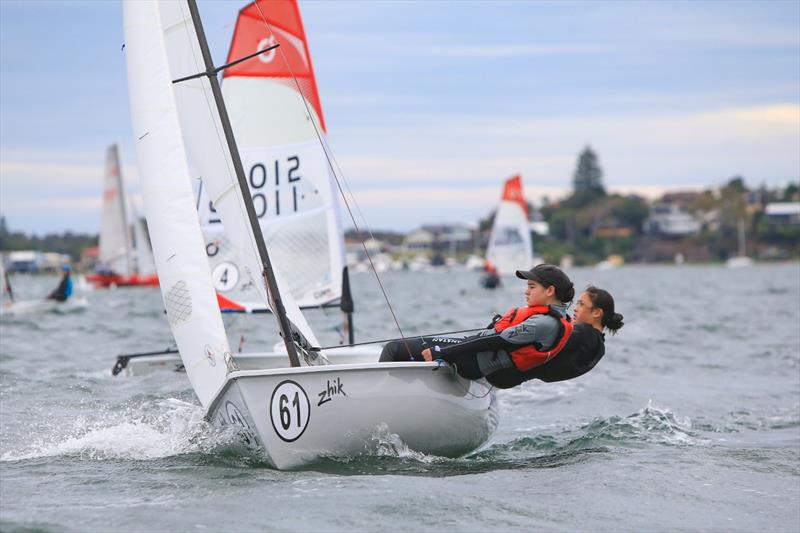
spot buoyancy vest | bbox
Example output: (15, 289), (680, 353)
(494, 305), (574, 372)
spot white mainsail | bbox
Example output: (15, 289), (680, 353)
(98, 144), (132, 275)
(123, 0), (232, 407)
(196, 1), (345, 312)
(486, 174), (534, 274)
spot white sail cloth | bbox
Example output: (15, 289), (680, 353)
(486, 176), (534, 275)
(98, 144), (132, 275)
(157, 1), (320, 350)
(123, 0), (231, 407)
(195, 3), (346, 311)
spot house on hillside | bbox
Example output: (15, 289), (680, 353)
(402, 224), (475, 254)
(644, 203), (701, 237)
(765, 202), (800, 225)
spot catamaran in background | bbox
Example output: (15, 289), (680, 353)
(86, 144), (159, 288)
(482, 174), (540, 287)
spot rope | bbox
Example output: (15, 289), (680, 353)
(314, 327), (484, 351)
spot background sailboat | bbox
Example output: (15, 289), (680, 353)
(726, 218), (754, 267)
(485, 174), (537, 275)
(123, 0), (496, 469)
(196, 1), (349, 323)
(87, 144), (159, 288)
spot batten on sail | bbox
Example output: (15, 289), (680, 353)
(486, 175), (534, 275)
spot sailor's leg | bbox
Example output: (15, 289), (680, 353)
(379, 337), (434, 362)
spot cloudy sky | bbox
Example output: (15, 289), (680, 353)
(1, 0), (798, 234)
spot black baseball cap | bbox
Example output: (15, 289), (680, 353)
(515, 264), (575, 302)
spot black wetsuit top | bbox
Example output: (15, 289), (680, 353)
(485, 323), (605, 388)
(47, 275), (71, 302)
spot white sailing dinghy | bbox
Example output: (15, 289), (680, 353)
(116, 1), (377, 376)
(0, 268), (87, 317)
(86, 144), (159, 288)
(485, 174), (537, 275)
(123, 0), (497, 469)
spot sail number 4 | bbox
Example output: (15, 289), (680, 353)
(270, 380), (311, 442)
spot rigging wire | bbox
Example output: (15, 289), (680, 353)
(251, 0), (412, 355)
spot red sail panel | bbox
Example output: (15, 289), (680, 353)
(217, 292), (247, 312)
(501, 175), (528, 217)
(224, 0), (326, 131)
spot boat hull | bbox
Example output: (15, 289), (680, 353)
(1, 297), (88, 317)
(207, 362), (498, 469)
(87, 273), (159, 287)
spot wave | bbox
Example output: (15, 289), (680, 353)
(0, 398), (240, 463)
(308, 401), (703, 475)
(2, 396), (706, 475)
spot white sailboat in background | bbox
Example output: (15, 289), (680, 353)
(0, 264), (88, 316)
(485, 174), (537, 275)
(197, 0), (347, 318)
(87, 144), (159, 288)
(725, 218), (754, 268)
(123, 0), (496, 469)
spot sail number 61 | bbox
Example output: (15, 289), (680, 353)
(269, 380), (310, 442)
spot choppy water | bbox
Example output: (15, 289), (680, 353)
(1, 264), (799, 532)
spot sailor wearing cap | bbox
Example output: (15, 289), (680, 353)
(379, 264), (575, 381)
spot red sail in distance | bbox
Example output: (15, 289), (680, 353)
(501, 174), (528, 217)
(224, 0), (326, 132)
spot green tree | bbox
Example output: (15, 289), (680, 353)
(572, 146), (606, 200)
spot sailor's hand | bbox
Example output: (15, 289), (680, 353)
(421, 348), (433, 362)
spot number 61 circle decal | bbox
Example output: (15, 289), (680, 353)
(270, 380), (310, 442)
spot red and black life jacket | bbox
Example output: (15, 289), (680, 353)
(494, 305), (574, 371)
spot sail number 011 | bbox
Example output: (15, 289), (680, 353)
(269, 380), (310, 442)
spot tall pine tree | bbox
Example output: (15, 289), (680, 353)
(572, 146), (606, 196)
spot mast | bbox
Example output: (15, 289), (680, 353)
(738, 218), (747, 257)
(184, 0), (300, 367)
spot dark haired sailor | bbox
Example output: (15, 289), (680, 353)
(487, 285), (623, 388)
(47, 264), (73, 303)
(380, 264), (575, 381)
(480, 259), (501, 289)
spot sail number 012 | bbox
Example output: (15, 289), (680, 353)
(206, 155), (302, 223)
(249, 155), (302, 218)
(269, 380), (310, 442)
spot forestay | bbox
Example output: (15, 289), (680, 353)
(196, 0), (345, 312)
(123, 0), (231, 407)
(98, 144), (132, 275)
(486, 175), (534, 275)
(158, 1), (320, 350)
